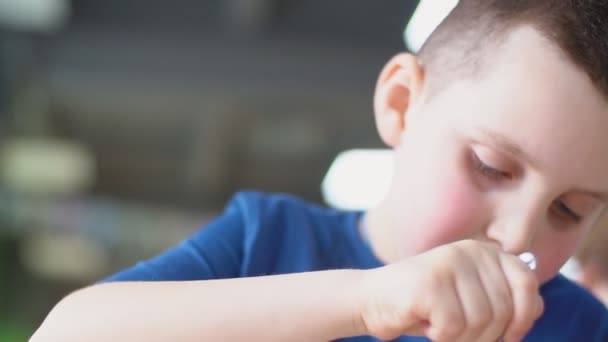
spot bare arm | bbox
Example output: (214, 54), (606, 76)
(31, 241), (543, 341)
(31, 270), (367, 342)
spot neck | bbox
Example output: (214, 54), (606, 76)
(591, 282), (608, 307)
(365, 202), (402, 264)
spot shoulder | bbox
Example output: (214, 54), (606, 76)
(223, 190), (358, 248)
(225, 190), (362, 273)
(225, 190), (351, 228)
(225, 190), (313, 214)
(534, 275), (608, 340)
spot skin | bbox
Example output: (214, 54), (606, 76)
(32, 26), (608, 342)
(367, 26), (608, 284)
(575, 214), (608, 307)
(578, 262), (608, 306)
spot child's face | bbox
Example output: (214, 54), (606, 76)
(373, 27), (608, 283)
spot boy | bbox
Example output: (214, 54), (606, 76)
(32, 1), (608, 341)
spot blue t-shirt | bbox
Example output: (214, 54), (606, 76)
(105, 191), (608, 341)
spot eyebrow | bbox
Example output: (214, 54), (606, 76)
(476, 127), (535, 164)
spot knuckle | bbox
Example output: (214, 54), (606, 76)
(439, 244), (463, 261)
(470, 311), (491, 329)
(430, 322), (464, 341)
(495, 304), (513, 323)
(445, 311), (466, 335)
(514, 271), (538, 292)
(455, 239), (479, 253)
(468, 321), (486, 334)
(423, 270), (444, 293)
(455, 239), (473, 248)
(509, 325), (533, 340)
(438, 244), (471, 266)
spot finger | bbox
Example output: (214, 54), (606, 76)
(500, 254), (542, 341)
(452, 259), (495, 342)
(425, 277), (467, 342)
(474, 252), (514, 342)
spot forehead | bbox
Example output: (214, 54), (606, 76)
(427, 26), (608, 189)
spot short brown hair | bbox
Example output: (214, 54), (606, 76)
(418, 0), (608, 97)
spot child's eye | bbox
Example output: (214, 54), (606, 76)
(552, 201), (583, 223)
(471, 151), (512, 181)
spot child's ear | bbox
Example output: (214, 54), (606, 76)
(373, 53), (425, 147)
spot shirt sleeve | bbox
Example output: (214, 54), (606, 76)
(101, 197), (245, 282)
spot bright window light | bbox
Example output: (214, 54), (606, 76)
(404, 0), (458, 53)
(322, 149), (394, 211)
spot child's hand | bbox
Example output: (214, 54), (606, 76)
(357, 240), (544, 342)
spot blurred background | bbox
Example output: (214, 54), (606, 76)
(0, 0), (426, 339)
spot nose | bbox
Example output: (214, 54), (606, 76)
(484, 182), (551, 255)
(485, 208), (542, 255)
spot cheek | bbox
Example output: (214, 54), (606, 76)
(400, 166), (487, 254)
(535, 230), (586, 284)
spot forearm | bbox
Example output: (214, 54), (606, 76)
(31, 270), (368, 341)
